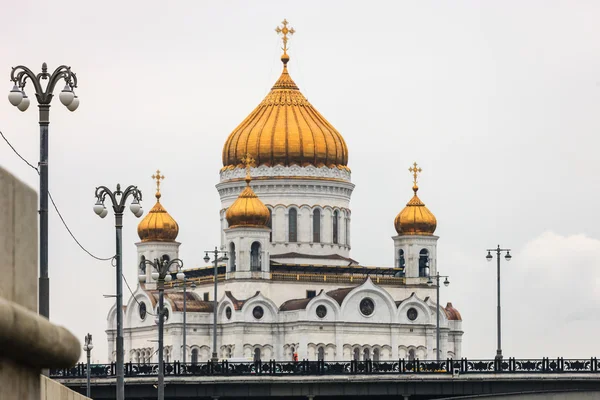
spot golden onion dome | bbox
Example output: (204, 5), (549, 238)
(394, 163), (437, 236)
(226, 156), (271, 228)
(137, 171), (179, 242)
(222, 20), (348, 171)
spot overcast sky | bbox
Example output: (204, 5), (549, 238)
(1, 1), (599, 363)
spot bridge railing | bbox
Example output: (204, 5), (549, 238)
(49, 357), (600, 379)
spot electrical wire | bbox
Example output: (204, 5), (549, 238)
(0, 128), (114, 261)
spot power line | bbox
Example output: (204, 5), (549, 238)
(123, 272), (156, 316)
(0, 128), (114, 261)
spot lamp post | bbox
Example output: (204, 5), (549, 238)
(140, 256), (183, 400)
(8, 63), (79, 320)
(83, 333), (93, 398)
(176, 267), (188, 364)
(486, 245), (512, 362)
(427, 272), (449, 362)
(203, 247), (229, 362)
(93, 184), (143, 400)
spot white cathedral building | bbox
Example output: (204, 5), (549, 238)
(106, 22), (463, 364)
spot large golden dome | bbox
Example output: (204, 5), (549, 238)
(226, 156), (271, 228)
(138, 171), (179, 242)
(222, 22), (348, 171)
(394, 163), (437, 236)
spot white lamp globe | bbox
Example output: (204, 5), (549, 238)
(177, 271), (185, 281)
(165, 274), (172, 282)
(151, 272), (159, 280)
(99, 208), (108, 219)
(8, 84), (23, 106)
(17, 92), (30, 112)
(93, 202), (104, 215)
(134, 207), (144, 218)
(59, 84), (74, 106)
(66, 95), (79, 112)
(130, 200), (141, 215)
(138, 274), (146, 283)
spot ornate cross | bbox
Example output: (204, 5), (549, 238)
(275, 19), (295, 55)
(152, 169), (165, 193)
(409, 162), (422, 185)
(241, 153), (256, 179)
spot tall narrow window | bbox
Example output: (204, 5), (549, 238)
(363, 348), (370, 361)
(250, 242), (261, 271)
(191, 349), (199, 365)
(313, 209), (321, 243)
(333, 210), (339, 244)
(267, 208), (273, 242)
(345, 214), (350, 246)
(399, 249), (406, 276)
(408, 349), (416, 361)
(353, 348), (360, 361)
(318, 347), (325, 361)
(289, 208), (298, 242)
(254, 348), (261, 362)
(373, 348), (380, 362)
(229, 243), (236, 272)
(419, 249), (429, 277)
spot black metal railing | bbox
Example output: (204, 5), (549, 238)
(50, 357), (600, 379)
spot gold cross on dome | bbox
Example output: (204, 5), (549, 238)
(409, 162), (422, 185)
(275, 19), (295, 55)
(152, 170), (165, 193)
(241, 153), (256, 178)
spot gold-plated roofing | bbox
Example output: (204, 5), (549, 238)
(394, 162), (437, 236)
(225, 154), (271, 228)
(137, 170), (179, 242)
(222, 20), (349, 171)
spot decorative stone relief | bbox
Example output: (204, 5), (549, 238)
(220, 165), (352, 182)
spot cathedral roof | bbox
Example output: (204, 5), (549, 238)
(137, 171), (179, 242)
(326, 287), (355, 306)
(225, 156), (271, 228)
(221, 21), (348, 171)
(394, 163), (437, 236)
(445, 302), (462, 321)
(225, 291), (260, 310)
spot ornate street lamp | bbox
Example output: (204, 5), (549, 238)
(203, 247), (229, 362)
(93, 184), (143, 400)
(427, 272), (450, 362)
(8, 63), (78, 320)
(486, 245), (512, 362)
(140, 256), (183, 400)
(83, 333), (93, 398)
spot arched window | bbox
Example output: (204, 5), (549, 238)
(165, 348), (170, 363)
(408, 349), (416, 361)
(254, 348), (261, 362)
(250, 242), (261, 271)
(363, 348), (370, 361)
(373, 348), (380, 362)
(353, 348), (360, 361)
(229, 242), (236, 272)
(419, 249), (429, 277)
(136, 351), (140, 364)
(267, 208), (273, 242)
(398, 249), (406, 275)
(289, 208), (298, 242)
(333, 210), (339, 244)
(191, 348), (199, 365)
(313, 209), (321, 243)
(317, 346), (325, 361)
(345, 213), (350, 246)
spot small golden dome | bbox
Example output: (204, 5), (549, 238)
(137, 171), (179, 242)
(222, 21), (348, 171)
(394, 163), (437, 236)
(226, 156), (271, 228)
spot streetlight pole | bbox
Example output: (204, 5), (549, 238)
(94, 184), (144, 400)
(140, 256), (183, 400)
(83, 333), (93, 398)
(8, 63), (79, 319)
(486, 245), (512, 362)
(427, 273), (449, 362)
(203, 247), (229, 362)
(176, 267), (187, 364)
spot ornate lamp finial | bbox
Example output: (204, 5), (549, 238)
(152, 169), (165, 199)
(275, 19), (295, 64)
(240, 153), (256, 184)
(408, 162), (422, 193)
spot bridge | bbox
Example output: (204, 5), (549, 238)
(51, 358), (600, 399)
